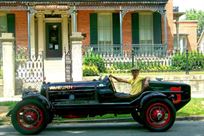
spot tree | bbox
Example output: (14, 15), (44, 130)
(186, 9), (204, 36)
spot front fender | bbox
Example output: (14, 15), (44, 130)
(6, 91), (50, 117)
(139, 92), (167, 108)
(22, 91), (51, 109)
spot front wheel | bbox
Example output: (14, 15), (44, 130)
(11, 99), (49, 135)
(142, 98), (176, 132)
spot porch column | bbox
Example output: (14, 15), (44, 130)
(119, 6), (123, 53)
(0, 33), (15, 97)
(30, 12), (36, 56)
(70, 32), (84, 81)
(72, 6), (77, 32)
(36, 13), (45, 54)
(62, 13), (69, 51)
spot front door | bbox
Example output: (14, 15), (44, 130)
(46, 23), (62, 58)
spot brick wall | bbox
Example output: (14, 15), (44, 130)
(173, 21), (198, 51)
(77, 10), (91, 46)
(165, 0), (174, 52)
(123, 12), (132, 52)
(11, 10), (28, 48)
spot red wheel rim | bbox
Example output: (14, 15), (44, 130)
(16, 104), (44, 130)
(146, 102), (171, 128)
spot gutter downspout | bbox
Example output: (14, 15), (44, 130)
(163, 10), (168, 54)
(119, 6), (123, 55)
(27, 6), (31, 58)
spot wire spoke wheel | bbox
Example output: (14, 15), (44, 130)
(146, 103), (171, 128)
(17, 104), (44, 130)
(11, 100), (48, 135)
(142, 99), (176, 132)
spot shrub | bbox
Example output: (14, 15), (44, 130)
(83, 53), (106, 73)
(112, 61), (176, 72)
(112, 62), (132, 70)
(83, 65), (99, 76)
(172, 52), (204, 71)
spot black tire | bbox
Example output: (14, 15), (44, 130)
(47, 113), (54, 124)
(11, 99), (49, 135)
(131, 111), (144, 125)
(141, 98), (176, 132)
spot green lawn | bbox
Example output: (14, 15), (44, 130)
(177, 98), (204, 116)
(0, 101), (18, 110)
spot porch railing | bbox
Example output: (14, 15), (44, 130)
(83, 44), (167, 57)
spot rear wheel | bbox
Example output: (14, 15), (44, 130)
(142, 98), (176, 132)
(131, 111), (144, 125)
(11, 99), (49, 135)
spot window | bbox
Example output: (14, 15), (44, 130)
(180, 36), (187, 53)
(174, 35), (188, 53)
(97, 13), (113, 45)
(0, 13), (15, 36)
(174, 37), (178, 51)
(139, 13), (153, 44)
(0, 14), (7, 35)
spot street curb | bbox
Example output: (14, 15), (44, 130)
(176, 116), (204, 121)
(53, 116), (204, 124)
(1, 116), (204, 126)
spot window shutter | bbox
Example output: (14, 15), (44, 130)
(153, 12), (162, 44)
(112, 13), (120, 44)
(131, 13), (139, 44)
(90, 13), (98, 44)
(7, 14), (16, 36)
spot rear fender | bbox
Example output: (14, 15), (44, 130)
(139, 92), (167, 108)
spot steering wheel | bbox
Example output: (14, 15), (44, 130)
(106, 76), (117, 93)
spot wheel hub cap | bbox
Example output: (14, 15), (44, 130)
(152, 109), (165, 121)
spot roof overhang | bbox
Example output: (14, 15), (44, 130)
(0, 0), (168, 11)
(0, 0), (168, 5)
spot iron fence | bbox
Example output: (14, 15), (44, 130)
(83, 44), (167, 57)
(83, 45), (204, 73)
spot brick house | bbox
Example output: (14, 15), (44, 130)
(173, 20), (198, 53)
(0, 0), (173, 81)
(198, 31), (204, 53)
(0, 0), (173, 53)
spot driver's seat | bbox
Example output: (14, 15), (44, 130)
(114, 78), (150, 99)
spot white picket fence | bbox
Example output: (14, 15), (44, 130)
(100, 53), (173, 68)
(16, 54), (44, 83)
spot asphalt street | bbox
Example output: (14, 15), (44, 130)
(0, 121), (203, 136)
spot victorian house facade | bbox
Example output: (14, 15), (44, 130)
(0, 0), (173, 81)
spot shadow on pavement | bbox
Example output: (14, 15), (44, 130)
(46, 122), (146, 131)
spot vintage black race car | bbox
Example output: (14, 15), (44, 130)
(8, 76), (191, 135)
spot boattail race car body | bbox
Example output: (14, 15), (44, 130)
(8, 76), (191, 135)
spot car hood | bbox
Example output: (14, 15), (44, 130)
(46, 80), (101, 88)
